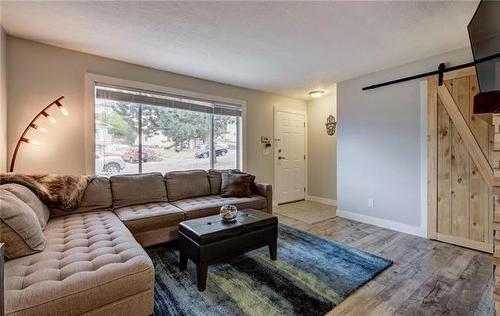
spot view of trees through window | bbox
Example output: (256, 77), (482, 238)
(95, 85), (241, 176)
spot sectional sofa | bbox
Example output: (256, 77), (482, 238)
(1, 169), (272, 316)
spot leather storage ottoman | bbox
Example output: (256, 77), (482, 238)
(178, 209), (278, 291)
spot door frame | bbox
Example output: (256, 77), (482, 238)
(273, 106), (308, 206)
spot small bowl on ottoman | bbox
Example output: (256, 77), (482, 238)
(220, 205), (238, 222)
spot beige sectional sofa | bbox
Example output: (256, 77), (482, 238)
(2, 169), (272, 316)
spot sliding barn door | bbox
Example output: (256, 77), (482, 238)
(428, 67), (493, 253)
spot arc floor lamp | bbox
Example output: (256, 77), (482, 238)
(9, 96), (68, 172)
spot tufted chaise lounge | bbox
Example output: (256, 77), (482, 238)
(2, 169), (272, 316)
(5, 212), (154, 316)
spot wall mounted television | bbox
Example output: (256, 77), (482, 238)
(468, 0), (500, 93)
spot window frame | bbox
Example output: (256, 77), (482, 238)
(84, 73), (246, 175)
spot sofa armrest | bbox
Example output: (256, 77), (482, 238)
(254, 183), (273, 214)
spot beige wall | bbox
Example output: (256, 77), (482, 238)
(6, 36), (306, 185)
(0, 28), (6, 172)
(307, 90), (337, 201)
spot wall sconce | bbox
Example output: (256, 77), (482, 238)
(325, 114), (337, 136)
(9, 96), (68, 172)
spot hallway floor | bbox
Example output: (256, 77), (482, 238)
(274, 200), (336, 224)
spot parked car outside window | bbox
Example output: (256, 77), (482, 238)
(122, 148), (149, 163)
(95, 153), (125, 175)
(194, 144), (228, 159)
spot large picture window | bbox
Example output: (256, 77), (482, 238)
(94, 83), (242, 176)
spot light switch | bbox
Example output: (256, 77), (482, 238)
(368, 198), (375, 208)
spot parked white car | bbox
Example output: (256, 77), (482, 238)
(95, 153), (126, 175)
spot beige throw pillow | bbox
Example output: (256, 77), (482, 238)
(0, 189), (47, 259)
(1, 183), (50, 229)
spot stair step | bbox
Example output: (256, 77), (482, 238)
(495, 169), (500, 178)
(493, 114), (500, 126)
(494, 137), (500, 151)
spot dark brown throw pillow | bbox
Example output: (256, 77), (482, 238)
(237, 170), (259, 195)
(232, 170), (259, 194)
(221, 173), (253, 197)
(209, 169), (259, 195)
(208, 169), (239, 195)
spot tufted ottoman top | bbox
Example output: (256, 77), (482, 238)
(4, 211), (154, 316)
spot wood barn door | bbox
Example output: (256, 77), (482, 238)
(428, 67), (493, 253)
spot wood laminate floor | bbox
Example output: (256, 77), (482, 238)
(277, 202), (494, 316)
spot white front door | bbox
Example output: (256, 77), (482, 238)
(275, 110), (305, 204)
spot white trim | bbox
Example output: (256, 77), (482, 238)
(336, 209), (426, 237)
(84, 74), (96, 175)
(241, 102), (247, 172)
(85, 73), (246, 106)
(273, 106), (308, 206)
(306, 195), (337, 206)
(84, 73), (247, 175)
(419, 80), (428, 238)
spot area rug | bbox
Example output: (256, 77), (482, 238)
(146, 224), (392, 316)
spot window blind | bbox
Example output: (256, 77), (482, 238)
(95, 83), (242, 117)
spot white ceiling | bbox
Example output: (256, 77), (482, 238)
(1, 1), (479, 100)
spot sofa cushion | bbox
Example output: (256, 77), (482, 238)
(110, 172), (168, 208)
(172, 195), (267, 219)
(1, 183), (50, 229)
(4, 211), (154, 316)
(114, 202), (185, 234)
(49, 177), (114, 218)
(78, 177), (113, 212)
(165, 170), (211, 201)
(0, 190), (47, 259)
(221, 173), (254, 197)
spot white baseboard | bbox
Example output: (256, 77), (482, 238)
(336, 209), (426, 237)
(305, 195), (337, 206)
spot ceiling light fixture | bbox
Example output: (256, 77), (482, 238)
(309, 90), (325, 98)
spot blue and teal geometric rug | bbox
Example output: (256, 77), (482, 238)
(147, 224), (392, 316)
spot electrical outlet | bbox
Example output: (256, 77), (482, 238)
(368, 198), (375, 208)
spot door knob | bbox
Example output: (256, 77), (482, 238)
(278, 156), (286, 160)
